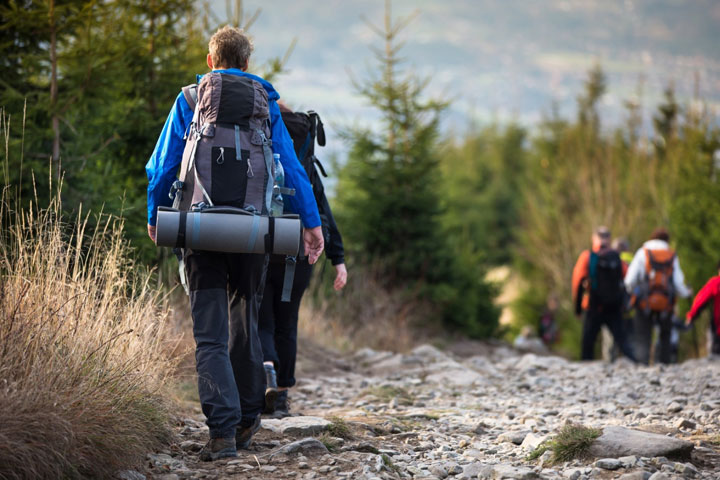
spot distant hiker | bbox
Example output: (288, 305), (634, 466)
(685, 260), (720, 356)
(624, 227), (691, 364)
(259, 107), (347, 417)
(145, 26), (324, 461)
(538, 294), (559, 347)
(514, 326), (548, 354)
(600, 237), (632, 362)
(572, 226), (636, 361)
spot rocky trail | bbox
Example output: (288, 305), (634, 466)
(137, 341), (720, 480)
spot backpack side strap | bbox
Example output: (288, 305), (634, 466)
(182, 84), (198, 112)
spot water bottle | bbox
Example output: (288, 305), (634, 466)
(270, 153), (284, 216)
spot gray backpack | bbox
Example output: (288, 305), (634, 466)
(169, 72), (298, 301)
(173, 72), (274, 213)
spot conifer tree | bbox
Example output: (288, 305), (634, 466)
(338, 0), (447, 282)
(337, 0), (498, 337)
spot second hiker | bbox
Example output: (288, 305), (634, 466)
(572, 226), (636, 361)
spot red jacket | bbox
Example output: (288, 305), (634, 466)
(686, 276), (720, 334)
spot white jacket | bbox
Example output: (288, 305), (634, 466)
(624, 239), (691, 298)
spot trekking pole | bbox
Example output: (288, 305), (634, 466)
(691, 320), (700, 358)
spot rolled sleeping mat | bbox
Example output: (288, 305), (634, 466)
(155, 206), (301, 256)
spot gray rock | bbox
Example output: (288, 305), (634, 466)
(498, 431), (530, 445)
(618, 456), (639, 467)
(674, 462), (699, 477)
(429, 464), (449, 478)
(459, 462), (492, 479)
(563, 469), (582, 480)
(116, 471), (146, 480)
(648, 473), (671, 480)
(179, 440), (203, 452)
(588, 427), (694, 459)
(146, 453), (186, 471)
(489, 465), (539, 479)
(272, 437), (329, 456)
(444, 461), (463, 475)
(520, 432), (546, 450)
(262, 416), (331, 436)
(617, 472), (652, 480)
(595, 458), (622, 470)
(674, 418), (697, 430)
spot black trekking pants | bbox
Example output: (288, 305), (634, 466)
(258, 258), (314, 388)
(185, 250), (267, 438)
(710, 324), (720, 356)
(581, 307), (636, 362)
(633, 310), (673, 364)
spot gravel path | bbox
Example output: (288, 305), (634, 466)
(138, 341), (720, 480)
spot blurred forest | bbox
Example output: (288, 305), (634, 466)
(2, 0), (719, 357)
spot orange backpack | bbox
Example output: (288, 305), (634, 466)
(641, 248), (675, 312)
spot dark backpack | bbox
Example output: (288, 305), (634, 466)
(281, 111), (327, 199)
(174, 73), (274, 214)
(281, 110), (331, 243)
(589, 249), (625, 309)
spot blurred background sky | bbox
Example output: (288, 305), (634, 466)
(209, 0), (720, 161)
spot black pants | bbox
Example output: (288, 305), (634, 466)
(710, 324), (720, 356)
(581, 307), (636, 362)
(258, 258), (314, 388)
(185, 250), (267, 438)
(633, 310), (673, 364)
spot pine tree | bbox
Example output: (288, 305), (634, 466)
(338, 0), (447, 282)
(336, 0), (498, 337)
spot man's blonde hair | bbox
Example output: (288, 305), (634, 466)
(208, 25), (254, 69)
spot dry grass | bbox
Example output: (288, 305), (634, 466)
(527, 424), (602, 464)
(299, 262), (443, 353)
(0, 191), (177, 479)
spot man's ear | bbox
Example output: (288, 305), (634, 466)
(207, 54), (214, 70)
(242, 58), (249, 72)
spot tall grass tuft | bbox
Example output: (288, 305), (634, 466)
(0, 187), (177, 479)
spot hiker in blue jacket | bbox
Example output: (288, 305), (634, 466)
(145, 26), (324, 461)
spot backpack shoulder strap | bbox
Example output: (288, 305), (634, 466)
(308, 111), (326, 147)
(182, 84), (198, 112)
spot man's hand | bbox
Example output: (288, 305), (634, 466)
(303, 226), (324, 264)
(685, 315), (693, 327)
(333, 263), (347, 291)
(147, 224), (157, 243)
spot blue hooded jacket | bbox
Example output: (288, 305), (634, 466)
(145, 69), (321, 229)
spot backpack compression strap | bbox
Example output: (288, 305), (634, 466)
(182, 84), (198, 112)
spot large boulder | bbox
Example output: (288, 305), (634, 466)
(588, 426), (694, 459)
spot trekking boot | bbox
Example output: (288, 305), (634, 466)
(198, 437), (237, 461)
(236, 414), (262, 450)
(264, 363), (278, 414)
(273, 389), (291, 418)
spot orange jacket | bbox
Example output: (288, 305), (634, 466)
(572, 248), (628, 312)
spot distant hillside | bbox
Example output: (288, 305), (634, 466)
(210, 0), (720, 160)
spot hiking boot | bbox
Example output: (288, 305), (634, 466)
(264, 363), (278, 414)
(198, 437), (237, 461)
(236, 414), (261, 450)
(273, 389), (291, 418)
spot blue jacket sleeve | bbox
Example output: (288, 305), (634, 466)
(269, 101), (321, 228)
(146, 92), (193, 226)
